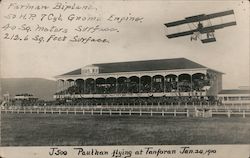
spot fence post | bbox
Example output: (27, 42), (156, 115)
(129, 110), (131, 116)
(174, 109), (176, 117)
(227, 110), (231, 118)
(109, 110), (112, 116)
(140, 109), (142, 116)
(150, 110), (153, 116)
(162, 110), (164, 116)
(186, 109), (189, 117)
(243, 110), (245, 118)
(44, 108), (46, 114)
(119, 110), (121, 116)
(59, 109), (61, 115)
(82, 109), (85, 115)
(100, 109), (102, 115)
(91, 109), (93, 115)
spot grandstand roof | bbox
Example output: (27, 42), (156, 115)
(60, 58), (219, 76)
(218, 89), (250, 95)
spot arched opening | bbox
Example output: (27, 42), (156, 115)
(140, 76), (151, 93)
(75, 79), (84, 94)
(152, 75), (164, 92)
(128, 76), (139, 93)
(96, 78), (106, 94)
(56, 79), (65, 95)
(85, 78), (95, 94)
(66, 79), (75, 94)
(117, 77), (128, 93)
(192, 73), (210, 91)
(165, 74), (178, 92)
(106, 77), (117, 93)
(178, 74), (191, 92)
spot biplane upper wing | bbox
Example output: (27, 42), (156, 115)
(165, 10), (235, 28)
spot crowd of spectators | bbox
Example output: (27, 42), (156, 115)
(55, 78), (210, 95)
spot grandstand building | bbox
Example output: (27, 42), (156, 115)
(54, 58), (223, 105)
(218, 89), (250, 105)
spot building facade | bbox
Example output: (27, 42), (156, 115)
(218, 89), (250, 105)
(54, 58), (223, 100)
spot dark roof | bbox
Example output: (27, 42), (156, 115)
(61, 58), (207, 76)
(219, 89), (250, 95)
(62, 69), (81, 76)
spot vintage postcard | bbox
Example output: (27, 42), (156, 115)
(0, 0), (249, 158)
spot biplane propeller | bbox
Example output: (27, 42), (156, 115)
(164, 10), (237, 43)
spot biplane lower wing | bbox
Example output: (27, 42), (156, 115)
(166, 21), (236, 39)
(166, 29), (196, 38)
(200, 21), (237, 33)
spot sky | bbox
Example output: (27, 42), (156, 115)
(0, 0), (249, 89)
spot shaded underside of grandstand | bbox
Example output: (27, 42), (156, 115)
(53, 58), (223, 105)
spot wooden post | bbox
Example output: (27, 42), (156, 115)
(59, 109), (61, 115)
(82, 110), (85, 115)
(150, 110), (153, 116)
(227, 110), (231, 118)
(100, 109), (102, 115)
(140, 109), (142, 116)
(243, 110), (245, 118)
(66, 109), (68, 115)
(109, 110), (112, 116)
(37, 109), (39, 114)
(119, 110), (121, 116)
(186, 109), (189, 117)
(44, 108), (46, 114)
(129, 110), (131, 116)
(30, 109), (32, 114)
(91, 109), (93, 115)
(174, 109), (176, 117)
(162, 110), (164, 116)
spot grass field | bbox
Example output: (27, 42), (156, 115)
(1, 113), (250, 146)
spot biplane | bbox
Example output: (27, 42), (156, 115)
(164, 10), (237, 43)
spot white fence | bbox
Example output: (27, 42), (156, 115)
(1, 105), (250, 118)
